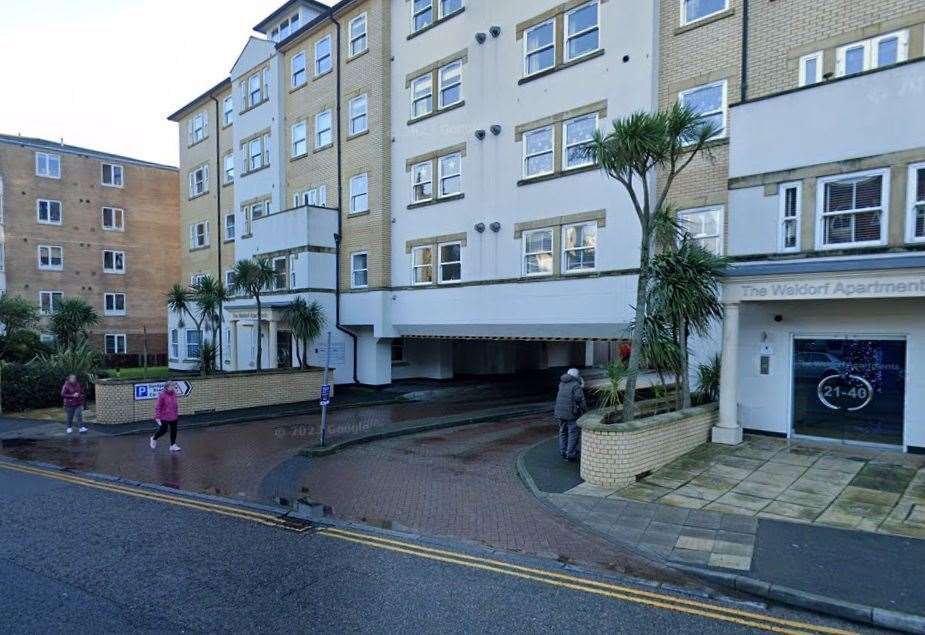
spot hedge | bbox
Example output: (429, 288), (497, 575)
(0, 363), (95, 413)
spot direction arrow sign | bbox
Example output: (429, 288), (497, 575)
(133, 381), (192, 401)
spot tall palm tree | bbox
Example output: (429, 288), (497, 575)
(282, 298), (326, 369)
(228, 258), (275, 372)
(166, 283), (206, 374)
(192, 275), (228, 372)
(50, 297), (99, 350)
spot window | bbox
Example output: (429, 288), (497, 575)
(523, 126), (554, 178)
(104, 292), (126, 316)
(438, 242), (461, 283)
(103, 250), (126, 273)
(185, 330), (201, 359)
(349, 94), (368, 136)
(35, 152), (61, 178)
(907, 163), (925, 243)
(391, 338), (404, 363)
(522, 229), (553, 276)
(225, 213), (235, 241)
(779, 182), (801, 252)
(37, 199), (62, 225)
(243, 134), (270, 172)
(189, 221), (209, 249)
(836, 31), (908, 77)
(224, 153), (234, 183)
(294, 186), (327, 207)
(271, 13), (299, 42)
(272, 257), (288, 290)
(102, 163), (124, 187)
(39, 291), (63, 315)
(562, 222), (597, 272)
(438, 153), (461, 197)
(412, 161), (433, 202)
(412, 0), (433, 32)
(565, 2), (599, 62)
(190, 272), (207, 287)
(411, 74), (433, 118)
(170, 329), (180, 359)
(315, 110), (333, 148)
(248, 73), (262, 107)
(441, 0), (463, 18)
(563, 114), (596, 170)
(350, 173), (369, 213)
(38, 245), (63, 270)
(102, 207), (124, 231)
(678, 80), (726, 141)
(315, 35), (333, 76)
(678, 206), (723, 254)
(242, 198), (272, 233)
(351, 252), (368, 288)
(223, 96), (234, 126)
(524, 20), (555, 76)
(412, 246), (433, 284)
(817, 169), (888, 248)
(225, 270), (235, 289)
(105, 334), (127, 355)
(681, 0), (728, 26)
(292, 51), (307, 88)
(188, 111), (207, 144)
(349, 13), (367, 56)
(799, 52), (823, 87)
(438, 61), (462, 108)
(188, 164), (209, 197)
(292, 121), (308, 157)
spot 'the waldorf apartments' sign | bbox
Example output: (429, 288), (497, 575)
(727, 274), (925, 302)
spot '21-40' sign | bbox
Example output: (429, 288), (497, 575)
(133, 381), (192, 401)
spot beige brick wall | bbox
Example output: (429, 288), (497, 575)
(95, 367), (329, 424)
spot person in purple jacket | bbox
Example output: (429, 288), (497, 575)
(149, 381), (181, 452)
(61, 374), (87, 434)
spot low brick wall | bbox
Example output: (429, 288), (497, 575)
(579, 403), (718, 489)
(95, 368), (330, 424)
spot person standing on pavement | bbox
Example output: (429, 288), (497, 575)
(61, 374), (88, 434)
(554, 368), (587, 461)
(150, 381), (181, 452)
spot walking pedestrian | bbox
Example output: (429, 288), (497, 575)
(150, 381), (181, 452)
(554, 368), (587, 461)
(61, 374), (87, 434)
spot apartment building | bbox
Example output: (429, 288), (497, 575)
(662, 0), (925, 452)
(0, 134), (179, 355)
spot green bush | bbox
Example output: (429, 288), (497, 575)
(1, 344), (100, 412)
(0, 331), (52, 364)
(696, 354), (721, 403)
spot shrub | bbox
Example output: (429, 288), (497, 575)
(696, 354), (721, 403)
(0, 331), (51, 364)
(0, 344), (102, 412)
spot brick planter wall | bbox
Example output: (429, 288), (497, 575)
(94, 368), (330, 424)
(579, 403), (718, 489)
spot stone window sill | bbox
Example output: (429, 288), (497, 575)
(517, 164), (597, 187)
(407, 100), (465, 127)
(518, 49), (606, 86)
(675, 8), (735, 35)
(407, 193), (465, 210)
(346, 48), (370, 64)
(407, 7), (465, 41)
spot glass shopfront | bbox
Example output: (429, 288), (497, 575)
(792, 337), (905, 446)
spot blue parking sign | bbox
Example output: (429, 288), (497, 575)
(320, 384), (331, 400)
(135, 385), (149, 400)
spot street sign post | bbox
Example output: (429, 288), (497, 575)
(133, 381), (192, 401)
(319, 331), (332, 447)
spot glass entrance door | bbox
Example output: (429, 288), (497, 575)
(277, 331), (293, 369)
(792, 338), (905, 446)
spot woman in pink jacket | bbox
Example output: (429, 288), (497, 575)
(149, 381), (181, 452)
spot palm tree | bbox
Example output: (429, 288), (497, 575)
(585, 103), (720, 422)
(191, 275), (228, 372)
(50, 297), (100, 350)
(282, 298), (326, 369)
(228, 258), (275, 372)
(166, 284), (206, 374)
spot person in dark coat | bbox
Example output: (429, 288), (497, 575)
(554, 368), (587, 461)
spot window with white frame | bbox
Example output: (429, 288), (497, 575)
(438, 242), (461, 283)
(315, 35), (333, 76)
(102, 163), (124, 187)
(35, 151), (61, 178)
(39, 291), (63, 315)
(438, 153), (461, 197)
(441, 0), (463, 18)
(349, 94), (368, 135)
(104, 292), (126, 316)
(799, 52), (823, 86)
(188, 111), (208, 144)
(103, 250), (126, 273)
(224, 153), (234, 183)
(101, 206), (124, 231)
(563, 114), (596, 170)
(565, 1), (599, 62)
(524, 19), (555, 76)
(412, 0), (433, 32)
(412, 161), (433, 203)
(223, 96), (234, 126)
(38, 245), (63, 270)
(189, 221), (209, 249)
(105, 333), (127, 355)
(678, 206), (723, 254)
(351, 252), (368, 288)
(170, 329), (180, 359)
(190, 273), (207, 287)
(272, 256), (288, 290)
(411, 74), (433, 118)
(315, 110), (333, 147)
(523, 228), (553, 276)
(294, 186), (327, 207)
(678, 80), (726, 141)
(270, 12), (300, 42)
(185, 330), (201, 358)
(37, 199), (62, 225)
(292, 121), (308, 157)
(188, 164), (209, 197)
(681, 0), (728, 26)
(908, 163), (925, 242)
(349, 13), (368, 56)
(836, 30), (908, 77)
(411, 245), (434, 284)
(438, 61), (462, 108)
(224, 270), (235, 289)
(243, 134), (270, 172)
(292, 51), (307, 88)
(225, 213), (235, 241)
(817, 170), (888, 248)
(523, 126), (554, 178)
(562, 222), (597, 272)
(350, 173), (369, 213)
(779, 182), (801, 252)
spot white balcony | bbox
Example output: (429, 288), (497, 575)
(240, 204), (337, 260)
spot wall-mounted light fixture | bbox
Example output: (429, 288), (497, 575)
(475, 129), (486, 140)
(474, 222), (486, 233)
(490, 125), (502, 136)
(489, 26), (502, 38)
(475, 32), (487, 44)
(489, 222), (501, 233)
